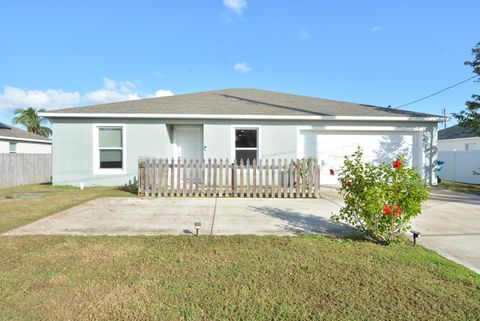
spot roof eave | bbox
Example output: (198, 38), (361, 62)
(0, 135), (52, 144)
(438, 136), (480, 142)
(39, 112), (446, 122)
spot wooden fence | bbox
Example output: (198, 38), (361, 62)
(0, 153), (52, 189)
(138, 158), (320, 198)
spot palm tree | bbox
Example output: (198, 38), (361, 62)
(12, 107), (52, 137)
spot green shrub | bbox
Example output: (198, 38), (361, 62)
(331, 147), (429, 244)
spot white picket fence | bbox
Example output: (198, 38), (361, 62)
(139, 157), (321, 198)
(0, 153), (52, 188)
(438, 150), (480, 184)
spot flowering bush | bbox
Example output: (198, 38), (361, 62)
(331, 147), (429, 244)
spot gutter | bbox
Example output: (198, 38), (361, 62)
(0, 135), (52, 144)
(438, 136), (480, 142)
(38, 112), (447, 122)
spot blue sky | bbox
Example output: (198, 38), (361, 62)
(0, 0), (479, 127)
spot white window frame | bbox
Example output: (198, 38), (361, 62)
(231, 125), (261, 162)
(466, 143), (479, 151)
(9, 142), (17, 153)
(93, 124), (126, 175)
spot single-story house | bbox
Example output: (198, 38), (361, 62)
(0, 123), (52, 153)
(438, 124), (480, 151)
(40, 88), (445, 186)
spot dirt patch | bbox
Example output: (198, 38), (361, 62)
(0, 192), (46, 200)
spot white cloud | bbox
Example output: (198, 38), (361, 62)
(223, 0), (247, 14)
(147, 89), (174, 98)
(233, 62), (252, 73)
(0, 77), (174, 110)
(297, 27), (311, 40)
(82, 77), (140, 104)
(0, 86), (80, 110)
(370, 26), (382, 32)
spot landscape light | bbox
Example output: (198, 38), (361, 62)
(194, 222), (201, 236)
(411, 230), (421, 245)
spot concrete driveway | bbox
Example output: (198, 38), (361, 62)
(322, 186), (480, 274)
(4, 187), (355, 237)
(4, 186), (479, 273)
(412, 188), (480, 274)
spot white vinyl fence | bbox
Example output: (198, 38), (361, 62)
(0, 153), (52, 188)
(438, 150), (480, 184)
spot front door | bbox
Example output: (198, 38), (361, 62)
(173, 126), (203, 161)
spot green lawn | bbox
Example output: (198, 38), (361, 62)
(0, 183), (134, 233)
(439, 180), (480, 196)
(0, 184), (479, 320)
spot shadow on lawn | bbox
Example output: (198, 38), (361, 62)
(118, 184), (138, 195)
(249, 206), (361, 238)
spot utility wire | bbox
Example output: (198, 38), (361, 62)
(393, 74), (479, 109)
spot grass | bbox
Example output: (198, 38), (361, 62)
(1, 236), (479, 320)
(0, 183), (135, 233)
(438, 180), (480, 196)
(0, 184), (479, 320)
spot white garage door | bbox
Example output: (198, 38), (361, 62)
(300, 130), (421, 185)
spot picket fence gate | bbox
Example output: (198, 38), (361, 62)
(138, 157), (320, 198)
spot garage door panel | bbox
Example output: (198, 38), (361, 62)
(301, 130), (416, 185)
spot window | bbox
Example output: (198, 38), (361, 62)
(98, 127), (123, 169)
(235, 128), (258, 164)
(9, 142), (16, 153)
(466, 143), (480, 151)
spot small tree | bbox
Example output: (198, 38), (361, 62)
(453, 41), (480, 135)
(331, 148), (429, 244)
(453, 41), (480, 175)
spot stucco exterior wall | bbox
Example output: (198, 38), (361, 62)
(52, 119), (173, 186)
(203, 124), (231, 159)
(203, 123), (298, 160)
(0, 139), (51, 153)
(438, 137), (480, 151)
(0, 141), (8, 153)
(16, 142), (52, 153)
(50, 118), (438, 187)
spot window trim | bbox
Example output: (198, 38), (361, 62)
(230, 125), (261, 163)
(9, 142), (17, 153)
(466, 142), (479, 151)
(92, 124), (126, 175)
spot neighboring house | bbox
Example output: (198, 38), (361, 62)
(437, 125), (480, 184)
(0, 123), (52, 154)
(438, 124), (480, 151)
(40, 88), (445, 186)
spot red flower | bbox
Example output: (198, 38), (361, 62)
(329, 168), (335, 176)
(383, 205), (392, 216)
(392, 159), (402, 170)
(394, 206), (402, 217)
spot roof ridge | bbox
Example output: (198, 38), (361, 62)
(41, 88), (443, 119)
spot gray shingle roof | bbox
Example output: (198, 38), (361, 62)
(46, 88), (440, 118)
(438, 125), (479, 140)
(0, 123), (51, 142)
